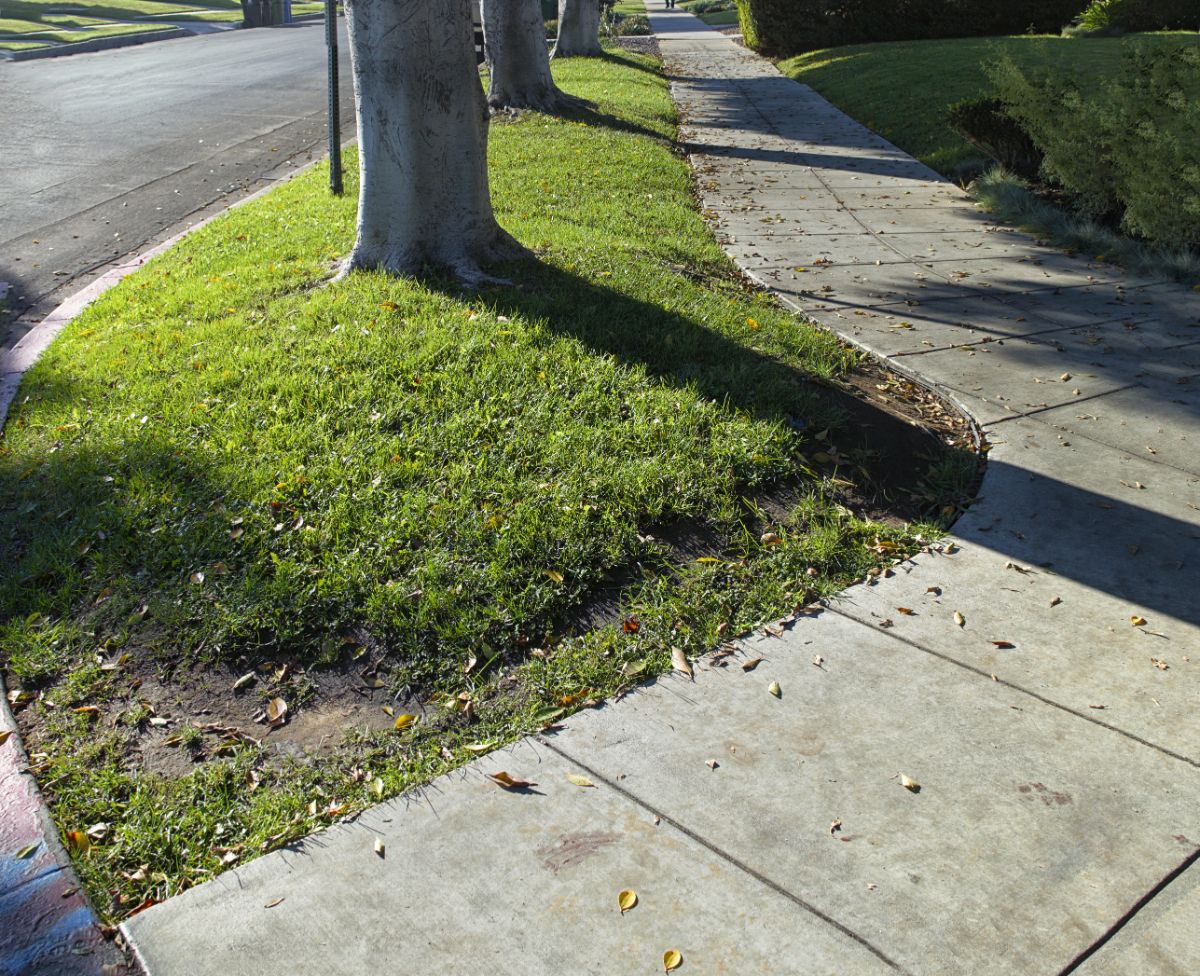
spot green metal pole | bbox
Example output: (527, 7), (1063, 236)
(325, 0), (343, 196)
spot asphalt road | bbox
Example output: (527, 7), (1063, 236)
(0, 20), (356, 351)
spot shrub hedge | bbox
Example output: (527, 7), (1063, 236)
(988, 44), (1200, 247)
(1071, 0), (1199, 34)
(735, 0), (1090, 55)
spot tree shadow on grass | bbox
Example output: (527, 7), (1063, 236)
(443, 259), (1200, 627)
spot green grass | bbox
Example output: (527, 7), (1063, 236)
(17, 20), (173, 40)
(680, 1), (739, 27)
(1, 49), (959, 919)
(0, 37), (48, 47)
(780, 32), (1199, 176)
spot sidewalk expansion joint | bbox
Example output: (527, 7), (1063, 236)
(985, 398), (1200, 478)
(538, 736), (912, 974)
(1058, 846), (1200, 974)
(827, 606), (1200, 770)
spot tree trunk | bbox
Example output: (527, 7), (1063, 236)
(342, 0), (519, 282)
(483, 0), (586, 114)
(552, 0), (602, 58)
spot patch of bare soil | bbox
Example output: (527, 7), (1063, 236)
(74, 657), (402, 779)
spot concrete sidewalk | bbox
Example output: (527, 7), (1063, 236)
(122, 11), (1200, 975)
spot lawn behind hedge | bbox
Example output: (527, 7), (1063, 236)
(780, 32), (1198, 176)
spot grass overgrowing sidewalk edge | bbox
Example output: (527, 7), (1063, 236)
(1, 47), (976, 921)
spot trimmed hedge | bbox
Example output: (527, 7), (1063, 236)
(736, 0), (1091, 56)
(989, 43), (1200, 247)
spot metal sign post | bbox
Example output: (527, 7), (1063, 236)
(325, 0), (344, 196)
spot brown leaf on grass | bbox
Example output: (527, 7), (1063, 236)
(623, 616), (641, 633)
(73, 706), (100, 718)
(741, 656), (764, 671)
(618, 889), (638, 914)
(671, 646), (693, 681)
(760, 531), (781, 546)
(566, 773), (596, 788)
(663, 950), (683, 972)
(265, 698), (287, 728)
(488, 771), (537, 790)
(393, 713), (418, 731)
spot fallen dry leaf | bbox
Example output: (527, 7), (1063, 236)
(768, 681), (782, 698)
(488, 771), (536, 790)
(829, 819), (842, 836)
(1151, 658), (1169, 671)
(671, 646), (693, 681)
(264, 897), (285, 909)
(1049, 596), (1062, 608)
(900, 774), (921, 793)
(393, 713), (418, 731)
(896, 607), (914, 615)
(265, 698), (287, 728)
(373, 837), (385, 857)
(232, 672), (255, 691)
(623, 616), (640, 634)
(0, 730), (12, 747)
(705, 759), (719, 770)
(1130, 615), (1147, 627)
(990, 640), (1015, 649)
(926, 586), (942, 595)
(741, 656), (764, 672)
(760, 531), (781, 546)
(953, 611), (966, 628)
(812, 654), (825, 669)
(544, 569), (564, 584)
(64, 831), (90, 855)
(566, 773), (596, 788)
(663, 950), (683, 973)
(1005, 561), (1031, 574)
(618, 889), (638, 914)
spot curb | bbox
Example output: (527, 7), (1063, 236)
(2, 27), (191, 61)
(0, 16), (335, 62)
(0, 148), (342, 973)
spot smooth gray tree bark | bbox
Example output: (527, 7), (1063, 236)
(552, 0), (602, 58)
(483, 0), (587, 114)
(341, 0), (520, 282)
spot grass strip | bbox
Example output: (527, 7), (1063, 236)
(1, 48), (958, 920)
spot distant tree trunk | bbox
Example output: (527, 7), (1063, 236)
(552, 0), (602, 58)
(483, 0), (587, 114)
(341, 0), (520, 282)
